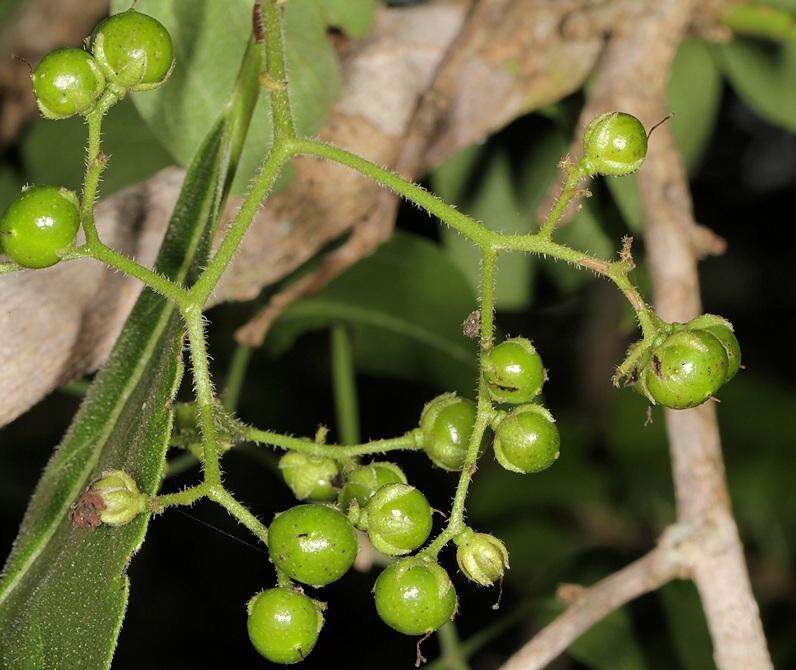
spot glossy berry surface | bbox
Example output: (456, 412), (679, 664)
(364, 484), (432, 555)
(493, 405), (560, 474)
(641, 330), (728, 409)
(419, 393), (478, 470)
(338, 461), (406, 512)
(32, 48), (105, 119)
(279, 452), (338, 501)
(0, 186), (79, 268)
(92, 10), (174, 90)
(247, 588), (323, 664)
(687, 315), (741, 382)
(482, 338), (546, 404)
(267, 504), (357, 586)
(455, 530), (509, 587)
(374, 558), (457, 635)
(582, 111), (647, 176)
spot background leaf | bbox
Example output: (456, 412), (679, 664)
(322, 0), (375, 38)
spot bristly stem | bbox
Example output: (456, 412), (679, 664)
(538, 160), (586, 238)
(258, 0), (296, 140)
(331, 324), (361, 445)
(209, 486), (270, 546)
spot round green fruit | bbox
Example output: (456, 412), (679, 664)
(455, 529), (509, 587)
(374, 558), (457, 635)
(687, 314), (741, 383)
(92, 10), (174, 91)
(492, 404), (560, 474)
(482, 338), (546, 404)
(338, 462), (406, 513)
(267, 504), (357, 587)
(247, 587), (323, 664)
(0, 185), (79, 268)
(364, 483), (432, 556)
(641, 330), (728, 409)
(582, 111), (647, 176)
(419, 393), (479, 471)
(279, 452), (339, 502)
(32, 48), (105, 119)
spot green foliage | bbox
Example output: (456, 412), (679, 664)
(323, 0), (375, 37)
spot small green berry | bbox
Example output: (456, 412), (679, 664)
(32, 48), (105, 119)
(0, 186), (80, 268)
(267, 504), (358, 587)
(247, 587), (324, 664)
(338, 461), (406, 513)
(687, 315), (741, 382)
(279, 452), (339, 502)
(640, 330), (728, 409)
(90, 470), (147, 526)
(455, 529), (509, 587)
(582, 111), (648, 176)
(363, 484), (432, 556)
(492, 404), (560, 474)
(418, 393), (480, 471)
(91, 10), (174, 91)
(482, 338), (546, 404)
(374, 558), (457, 635)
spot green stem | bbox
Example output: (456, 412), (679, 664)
(539, 162), (585, 238)
(258, 0), (296, 140)
(209, 486), (270, 546)
(437, 622), (470, 670)
(331, 324), (361, 445)
(150, 483), (208, 512)
(223, 344), (253, 411)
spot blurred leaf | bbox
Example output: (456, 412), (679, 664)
(658, 581), (713, 670)
(114, 0), (341, 195)
(323, 0), (375, 37)
(22, 99), (173, 197)
(267, 231), (478, 394)
(717, 38), (796, 132)
(0, 164), (22, 211)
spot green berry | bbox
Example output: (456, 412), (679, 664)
(640, 330), (728, 409)
(363, 484), (432, 556)
(419, 393), (480, 471)
(687, 314), (741, 382)
(0, 186), (79, 268)
(90, 470), (147, 526)
(338, 462), (406, 513)
(455, 529), (509, 587)
(279, 452), (339, 502)
(374, 558), (457, 635)
(247, 588), (324, 664)
(267, 504), (358, 587)
(91, 10), (174, 91)
(482, 338), (546, 404)
(32, 48), (105, 119)
(492, 404), (560, 474)
(582, 111), (648, 177)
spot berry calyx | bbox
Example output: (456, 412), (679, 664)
(482, 338), (546, 404)
(374, 557), (457, 635)
(492, 404), (560, 474)
(582, 111), (648, 177)
(247, 587), (324, 664)
(418, 393), (479, 471)
(639, 329), (728, 409)
(279, 452), (339, 502)
(0, 185), (80, 268)
(91, 10), (174, 91)
(362, 483), (432, 556)
(338, 461), (406, 513)
(32, 48), (105, 119)
(89, 470), (147, 526)
(686, 314), (741, 383)
(267, 504), (358, 587)
(454, 529), (509, 587)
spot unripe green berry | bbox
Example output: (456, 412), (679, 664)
(91, 10), (174, 91)
(455, 529), (509, 587)
(492, 404), (560, 474)
(363, 484), (432, 556)
(0, 185), (79, 268)
(267, 504), (358, 587)
(482, 338), (546, 404)
(418, 393), (480, 471)
(338, 461), (407, 513)
(247, 587), (324, 664)
(90, 470), (147, 526)
(582, 111), (648, 177)
(687, 314), (741, 382)
(374, 558), (457, 635)
(32, 48), (105, 119)
(640, 330), (728, 409)
(279, 452), (339, 502)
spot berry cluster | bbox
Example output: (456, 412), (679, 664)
(0, 10), (173, 268)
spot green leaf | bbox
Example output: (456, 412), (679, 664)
(113, 0), (342, 195)
(323, 0), (375, 38)
(0, 42), (262, 670)
(22, 99), (174, 197)
(267, 231), (478, 394)
(717, 37), (796, 132)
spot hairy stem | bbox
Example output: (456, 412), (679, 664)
(539, 161), (585, 238)
(209, 486), (270, 546)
